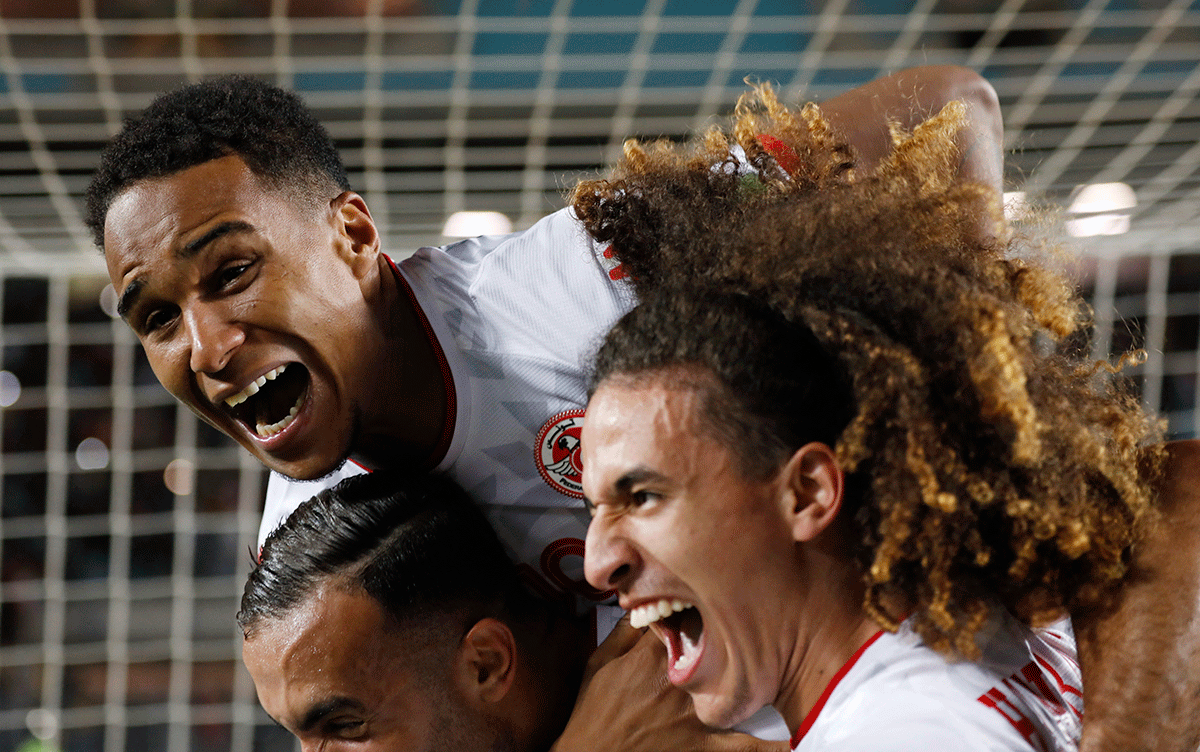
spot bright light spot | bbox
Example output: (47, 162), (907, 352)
(441, 211), (513, 238)
(1003, 191), (1031, 222)
(1069, 182), (1137, 214)
(75, 438), (110, 471)
(1065, 183), (1136, 238)
(1067, 214), (1131, 237)
(26, 708), (58, 740)
(164, 458), (195, 496)
(0, 370), (21, 407)
(100, 284), (119, 319)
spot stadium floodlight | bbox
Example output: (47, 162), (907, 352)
(441, 211), (514, 238)
(1066, 183), (1137, 237)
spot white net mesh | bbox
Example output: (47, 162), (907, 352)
(0, 1), (1198, 750)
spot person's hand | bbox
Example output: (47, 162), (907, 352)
(549, 615), (788, 752)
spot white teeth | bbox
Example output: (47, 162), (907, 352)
(255, 400), (301, 438)
(629, 598), (694, 629)
(673, 647), (700, 673)
(225, 364), (288, 407)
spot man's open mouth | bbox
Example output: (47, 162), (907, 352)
(223, 363), (310, 438)
(630, 598), (705, 675)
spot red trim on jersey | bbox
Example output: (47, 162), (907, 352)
(790, 629), (886, 749)
(1033, 653), (1082, 700)
(385, 255), (457, 469)
(600, 245), (628, 280)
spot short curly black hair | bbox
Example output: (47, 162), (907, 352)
(85, 74), (350, 249)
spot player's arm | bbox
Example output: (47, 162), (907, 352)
(818, 65), (1004, 195)
(1074, 439), (1200, 752)
(550, 617), (788, 752)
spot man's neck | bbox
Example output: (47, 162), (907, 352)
(772, 551), (878, 735)
(351, 254), (449, 470)
(512, 611), (592, 752)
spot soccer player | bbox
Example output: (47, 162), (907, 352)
(577, 92), (1192, 751)
(241, 470), (593, 751)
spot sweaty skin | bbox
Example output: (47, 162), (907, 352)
(103, 156), (445, 481)
(580, 377), (880, 736)
(243, 584), (502, 752)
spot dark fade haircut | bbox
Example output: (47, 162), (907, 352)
(591, 288), (856, 482)
(85, 74), (350, 249)
(237, 471), (534, 640)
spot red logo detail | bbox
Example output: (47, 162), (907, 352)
(757, 133), (799, 175)
(600, 245), (628, 282)
(541, 537), (615, 602)
(535, 409), (585, 498)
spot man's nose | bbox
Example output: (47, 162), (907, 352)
(185, 303), (244, 374)
(584, 515), (639, 592)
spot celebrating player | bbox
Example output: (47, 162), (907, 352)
(240, 470), (593, 752)
(578, 92), (1192, 750)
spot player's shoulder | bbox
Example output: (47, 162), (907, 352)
(803, 681), (1040, 752)
(796, 718), (996, 752)
(802, 621), (1075, 752)
(412, 207), (589, 264)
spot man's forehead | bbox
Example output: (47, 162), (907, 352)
(103, 158), (293, 290)
(583, 376), (716, 491)
(266, 581), (387, 647)
(588, 375), (707, 444)
(244, 586), (433, 728)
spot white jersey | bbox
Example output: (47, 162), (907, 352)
(261, 207), (632, 609)
(793, 613), (1083, 752)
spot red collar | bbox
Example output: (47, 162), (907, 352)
(790, 628), (886, 749)
(384, 254), (457, 469)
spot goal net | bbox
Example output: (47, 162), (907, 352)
(1, 1), (1197, 750)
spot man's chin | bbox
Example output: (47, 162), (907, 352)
(692, 691), (754, 732)
(273, 458), (351, 482)
(268, 408), (360, 482)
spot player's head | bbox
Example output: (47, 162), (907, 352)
(581, 90), (1161, 728)
(91, 76), (389, 481)
(582, 288), (857, 728)
(240, 471), (584, 752)
(85, 74), (349, 248)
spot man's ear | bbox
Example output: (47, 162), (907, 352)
(330, 191), (380, 278)
(454, 618), (518, 705)
(780, 442), (844, 543)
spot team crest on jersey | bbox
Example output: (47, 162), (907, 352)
(535, 409), (585, 498)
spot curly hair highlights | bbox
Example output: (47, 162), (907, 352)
(579, 85), (1163, 657)
(85, 75), (350, 249)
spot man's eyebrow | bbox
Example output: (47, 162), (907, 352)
(116, 278), (143, 320)
(116, 220), (257, 321)
(297, 697), (365, 733)
(614, 467), (667, 494)
(179, 220), (255, 259)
